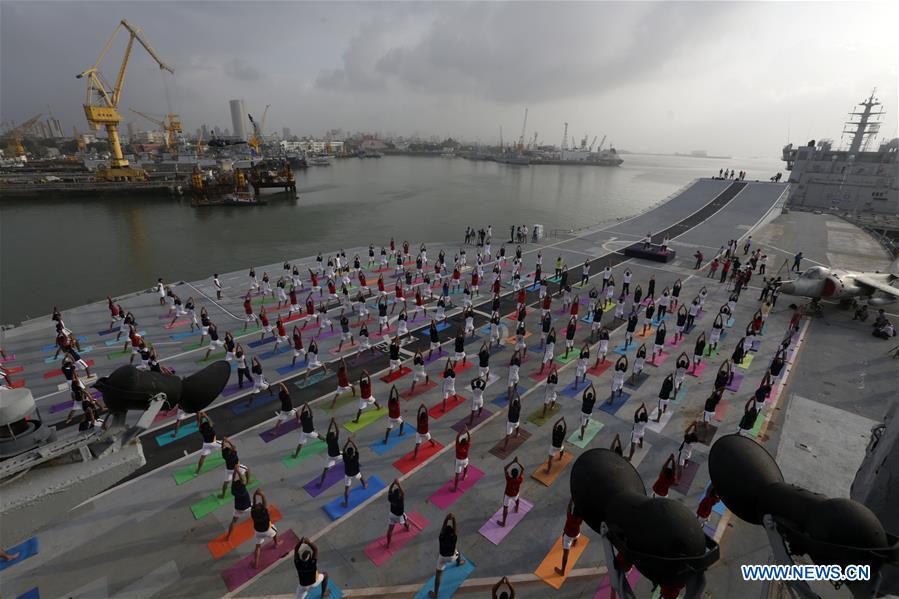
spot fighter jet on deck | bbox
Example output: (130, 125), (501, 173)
(777, 260), (899, 306)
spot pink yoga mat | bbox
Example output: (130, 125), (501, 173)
(221, 529), (298, 592)
(648, 350), (671, 367)
(688, 362), (707, 377)
(478, 498), (534, 545)
(428, 466), (485, 510)
(363, 512), (429, 566)
(594, 568), (641, 599)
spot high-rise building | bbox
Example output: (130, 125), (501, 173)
(229, 99), (247, 140)
(282, 127), (291, 140)
(201, 124), (209, 139)
(126, 122), (136, 142)
(213, 126), (222, 137)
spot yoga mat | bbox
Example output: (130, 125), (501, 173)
(666, 335), (684, 348)
(750, 339), (762, 352)
(478, 498), (534, 545)
(164, 319), (191, 330)
(42, 335), (88, 351)
(207, 506), (283, 559)
(304, 466), (344, 498)
(671, 459), (701, 495)
(648, 350), (671, 367)
(488, 428), (532, 460)
(155, 421), (198, 447)
(422, 349), (447, 365)
(555, 351), (580, 366)
(528, 368), (552, 382)
(195, 350), (225, 362)
(380, 367), (411, 383)
(0, 354), (16, 362)
(505, 331), (532, 345)
(259, 346), (292, 360)
(293, 370), (329, 389)
(612, 344), (634, 356)
(364, 512), (429, 566)
(748, 410), (765, 437)
(646, 408), (674, 434)
(370, 428), (412, 455)
(561, 379), (590, 398)
(695, 423), (718, 446)
(98, 328), (117, 336)
(276, 360), (308, 375)
(705, 345), (720, 357)
(280, 439), (327, 469)
(598, 391), (631, 415)
(171, 330), (201, 340)
(428, 466), (485, 509)
(526, 402), (561, 427)
(725, 373), (744, 392)
(232, 393), (278, 415)
(428, 394), (466, 419)
(418, 321), (450, 335)
(393, 441), (445, 474)
(15, 588), (39, 599)
(688, 362), (707, 377)
(737, 354), (755, 369)
(635, 327), (654, 339)
(568, 419), (603, 449)
(450, 408), (493, 432)
(259, 419), (300, 443)
(531, 451), (574, 487)
(400, 379), (436, 399)
(594, 568), (641, 599)
(587, 361), (613, 377)
(714, 398), (730, 421)
(4, 379), (26, 389)
(534, 535), (590, 590)
(344, 407), (388, 433)
(323, 475), (387, 520)
(411, 555), (475, 599)
(190, 477), (260, 520)
(0, 536), (38, 572)
(50, 399), (75, 414)
(247, 336), (276, 349)
(219, 528), (295, 591)
(173, 453), (225, 485)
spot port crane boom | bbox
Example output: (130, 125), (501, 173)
(76, 19), (173, 181)
(4, 114), (41, 160)
(247, 104), (270, 155)
(130, 108), (182, 152)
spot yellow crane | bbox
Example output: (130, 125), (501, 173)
(130, 108), (182, 152)
(76, 19), (173, 181)
(247, 104), (270, 155)
(72, 126), (86, 153)
(4, 114), (42, 160)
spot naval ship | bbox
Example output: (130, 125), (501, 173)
(781, 90), (898, 218)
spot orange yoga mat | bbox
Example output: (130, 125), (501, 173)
(207, 505), (283, 559)
(534, 534), (591, 589)
(531, 451), (574, 487)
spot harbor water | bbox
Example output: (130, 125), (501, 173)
(0, 153), (780, 324)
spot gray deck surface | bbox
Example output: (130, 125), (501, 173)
(6, 182), (893, 599)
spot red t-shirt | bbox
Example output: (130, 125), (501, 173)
(276, 322), (286, 336)
(328, 281), (336, 294)
(260, 312), (269, 326)
(396, 284), (404, 299)
(306, 300), (315, 315)
(571, 302), (579, 316)
(378, 277), (385, 292)
(518, 290), (526, 304)
(652, 470), (676, 497)
(697, 494), (718, 519)
(543, 296), (551, 309)
(337, 369), (349, 387)
(293, 332), (303, 350)
(244, 300), (253, 315)
(455, 440), (470, 460)
(471, 273), (479, 285)
(388, 399), (400, 418)
(564, 512), (583, 538)
(493, 280), (501, 294)
(504, 474), (523, 497)
(417, 414), (429, 434)
(360, 379), (371, 398)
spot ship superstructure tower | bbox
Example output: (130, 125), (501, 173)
(843, 90), (884, 154)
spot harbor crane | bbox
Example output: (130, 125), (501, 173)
(72, 126), (86, 153)
(76, 19), (173, 182)
(247, 104), (270, 155)
(588, 136), (598, 151)
(517, 107), (528, 153)
(130, 108), (182, 152)
(3, 114), (41, 160)
(597, 134), (607, 152)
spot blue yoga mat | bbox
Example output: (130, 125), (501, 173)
(0, 537), (38, 572)
(248, 337), (276, 348)
(155, 421), (198, 447)
(418, 321), (451, 337)
(276, 360), (308, 376)
(492, 384), (528, 408)
(42, 336), (87, 352)
(370, 429), (412, 455)
(259, 346), (292, 360)
(16, 588), (40, 599)
(562, 379), (590, 398)
(612, 343), (635, 356)
(322, 475), (386, 520)
(598, 391), (631, 415)
(293, 370), (329, 389)
(231, 394), (277, 416)
(412, 555), (475, 599)
(171, 330), (201, 340)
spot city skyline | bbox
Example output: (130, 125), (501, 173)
(1, 1), (897, 156)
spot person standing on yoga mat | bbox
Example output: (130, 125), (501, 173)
(676, 423), (698, 482)
(469, 376), (486, 425)
(250, 489), (279, 569)
(692, 333), (706, 370)
(674, 305), (688, 343)
(503, 392), (523, 449)
(441, 359), (457, 413)
(697, 485), (720, 527)
(579, 383), (597, 441)
(292, 401), (321, 458)
(430, 513), (464, 598)
(539, 327), (556, 374)
(496, 457), (525, 527)
(220, 438), (249, 499)
(507, 350), (522, 400)
(674, 353), (690, 394)
(574, 343), (590, 386)
(225, 465), (251, 541)
(651, 454), (677, 498)
(611, 355), (628, 401)
(738, 397), (759, 436)
(555, 498), (584, 575)
(384, 386), (405, 443)
(453, 427), (472, 491)
(702, 388), (723, 435)
(542, 365), (559, 417)
(656, 373), (674, 422)
(629, 403), (649, 460)
(294, 537), (329, 598)
(545, 417), (567, 474)
(196, 411), (220, 474)
(353, 370), (380, 423)
(385, 479), (411, 548)
(413, 404), (437, 459)
(341, 438), (367, 506)
(652, 322), (667, 362)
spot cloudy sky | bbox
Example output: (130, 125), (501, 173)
(2, 1), (896, 156)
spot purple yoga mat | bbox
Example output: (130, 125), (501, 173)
(726, 373), (744, 393)
(478, 498), (534, 545)
(671, 459), (701, 495)
(451, 408), (493, 433)
(221, 529), (298, 592)
(428, 466), (485, 510)
(303, 466), (343, 498)
(259, 419), (300, 443)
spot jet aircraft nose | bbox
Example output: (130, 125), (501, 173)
(778, 281), (796, 295)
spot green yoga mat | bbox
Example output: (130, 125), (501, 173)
(190, 477), (260, 520)
(106, 349), (131, 359)
(554, 351), (580, 366)
(567, 419), (603, 449)
(323, 390), (357, 412)
(343, 407), (388, 433)
(526, 402), (561, 427)
(281, 439), (327, 469)
(196, 351), (226, 363)
(748, 411), (766, 437)
(183, 339), (210, 351)
(173, 453), (226, 485)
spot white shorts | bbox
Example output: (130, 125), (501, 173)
(454, 457), (469, 473)
(389, 359), (401, 370)
(388, 512), (407, 526)
(277, 335), (289, 344)
(344, 472), (362, 487)
(263, 325), (274, 334)
(210, 338), (224, 348)
(293, 348), (307, 358)
(549, 445), (562, 457)
(341, 332), (352, 341)
(325, 454), (342, 469)
(437, 551), (460, 571)
(413, 367), (427, 382)
(478, 366), (489, 378)
(201, 440), (221, 456)
(295, 573), (325, 597)
(387, 416), (404, 429)
(562, 533), (580, 550)
(506, 421), (519, 436)
(202, 325), (210, 335)
(416, 432), (431, 444)
(224, 463), (248, 483)
(678, 448), (692, 466)
(454, 351), (465, 362)
(703, 410), (715, 422)
(654, 343), (663, 354)
(580, 412), (590, 427)
(277, 408), (297, 423)
(357, 397), (376, 411)
(659, 398), (670, 409)
(565, 339), (574, 349)
(254, 525), (278, 544)
(631, 430), (644, 445)
(443, 384), (455, 399)
(502, 493), (519, 507)
(298, 430), (319, 444)
(430, 341), (440, 350)
(471, 394), (484, 410)
(379, 315), (388, 326)
(233, 506), (250, 518)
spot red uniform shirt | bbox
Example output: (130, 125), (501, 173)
(276, 322), (286, 336)
(378, 277), (385, 292)
(396, 283), (404, 299)
(652, 469), (676, 497)
(417, 414), (429, 434)
(453, 268), (461, 281)
(306, 299), (315, 315)
(293, 331), (303, 350)
(337, 369), (349, 387)
(310, 273), (318, 286)
(260, 312), (269, 326)
(415, 292), (423, 306)
(360, 379), (371, 399)
(455, 440), (470, 460)
(388, 398), (400, 418)
(564, 512), (583, 538)
(328, 281), (336, 294)
(543, 296), (552, 310)
(571, 302), (579, 316)
(244, 299), (253, 315)
(471, 273), (479, 285)
(697, 494), (718, 519)
(504, 474), (523, 497)
(517, 290), (526, 304)
(290, 289), (298, 304)
(358, 272), (366, 286)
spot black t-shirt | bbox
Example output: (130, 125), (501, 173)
(300, 409), (314, 433)
(478, 350), (490, 367)
(695, 338), (706, 354)
(566, 323), (576, 339)
(252, 362), (262, 375)
(740, 407), (758, 430)
(294, 553), (317, 586)
(552, 426), (565, 446)
(251, 504), (270, 532)
(439, 528), (457, 557)
(223, 447), (239, 470)
(279, 390), (292, 412)
(390, 344), (400, 359)
(627, 315), (638, 332)
(326, 432), (341, 457)
(455, 337), (464, 352)
(343, 450), (360, 476)
(232, 478), (251, 510)
(704, 394), (720, 412)
(580, 348), (590, 359)
(388, 488), (405, 516)
(379, 303), (388, 316)
(655, 328), (666, 344)
(659, 378), (674, 399)
(200, 421), (216, 443)
(582, 393), (596, 413)
(430, 328), (439, 343)
(61, 362), (75, 380)
(508, 401), (521, 422)
(542, 318), (552, 333)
